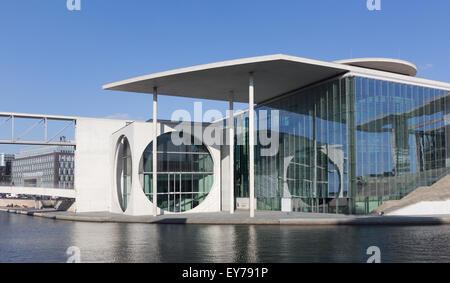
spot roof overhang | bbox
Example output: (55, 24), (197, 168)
(335, 58), (418, 77)
(102, 54), (351, 104)
(103, 54), (450, 104)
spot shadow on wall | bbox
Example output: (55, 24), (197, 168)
(153, 218), (187, 224)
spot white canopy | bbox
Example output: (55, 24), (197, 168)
(103, 54), (351, 104)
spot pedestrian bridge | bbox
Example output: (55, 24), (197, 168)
(0, 186), (76, 199)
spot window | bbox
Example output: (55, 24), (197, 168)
(139, 132), (214, 213)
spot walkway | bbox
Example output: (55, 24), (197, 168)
(0, 186), (76, 198)
(2, 208), (450, 226)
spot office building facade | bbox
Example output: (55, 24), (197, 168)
(11, 146), (75, 189)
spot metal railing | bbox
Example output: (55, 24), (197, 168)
(0, 112), (76, 146)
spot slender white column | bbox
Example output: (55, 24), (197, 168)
(153, 87), (158, 217)
(249, 73), (255, 218)
(229, 92), (235, 214)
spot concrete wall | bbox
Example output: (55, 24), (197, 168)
(75, 116), (225, 215)
(0, 186), (76, 198)
(0, 199), (36, 208)
(389, 199), (450, 216)
(109, 121), (222, 216)
(74, 117), (131, 213)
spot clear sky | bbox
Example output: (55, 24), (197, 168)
(0, 0), (449, 122)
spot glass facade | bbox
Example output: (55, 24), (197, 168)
(139, 132), (214, 213)
(235, 115), (250, 199)
(234, 76), (450, 215)
(353, 77), (448, 214)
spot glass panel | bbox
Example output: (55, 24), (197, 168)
(233, 75), (449, 215)
(138, 132), (214, 213)
(350, 77), (448, 214)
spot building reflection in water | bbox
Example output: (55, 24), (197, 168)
(59, 221), (450, 263)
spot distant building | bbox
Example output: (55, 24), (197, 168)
(11, 146), (75, 189)
(0, 153), (15, 185)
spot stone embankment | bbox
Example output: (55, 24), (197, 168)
(2, 208), (450, 226)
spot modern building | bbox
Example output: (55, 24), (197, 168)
(0, 153), (15, 186)
(11, 146), (75, 189)
(2, 54), (450, 216)
(101, 55), (450, 216)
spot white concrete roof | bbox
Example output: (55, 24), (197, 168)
(335, 58), (418, 77)
(103, 54), (351, 103)
(103, 54), (450, 103)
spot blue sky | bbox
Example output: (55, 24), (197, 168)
(0, 0), (449, 122)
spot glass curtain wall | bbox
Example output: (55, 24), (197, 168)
(233, 76), (449, 215)
(235, 115), (250, 199)
(139, 132), (214, 213)
(235, 78), (353, 214)
(353, 77), (448, 214)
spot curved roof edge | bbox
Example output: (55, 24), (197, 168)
(334, 58), (418, 77)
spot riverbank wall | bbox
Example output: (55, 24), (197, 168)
(0, 199), (36, 208)
(2, 207), (450, 226)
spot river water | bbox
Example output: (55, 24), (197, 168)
(1, 212), (450, 263)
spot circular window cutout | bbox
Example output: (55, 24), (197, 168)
(287, 149), (341, 207)
(139, 132), (214, 213)
(116, 136), (132, 212)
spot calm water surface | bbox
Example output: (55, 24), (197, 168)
(1, 212), (450, 263)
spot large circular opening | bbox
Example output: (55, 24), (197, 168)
(139, 132), (214, 213)
(287, 148), (341, 207)
(116, 136), (132, 212)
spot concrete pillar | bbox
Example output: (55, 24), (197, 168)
(249, 73), (255, 218)
(229, 93), (235, 214)
(153, 87), (158, 217)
